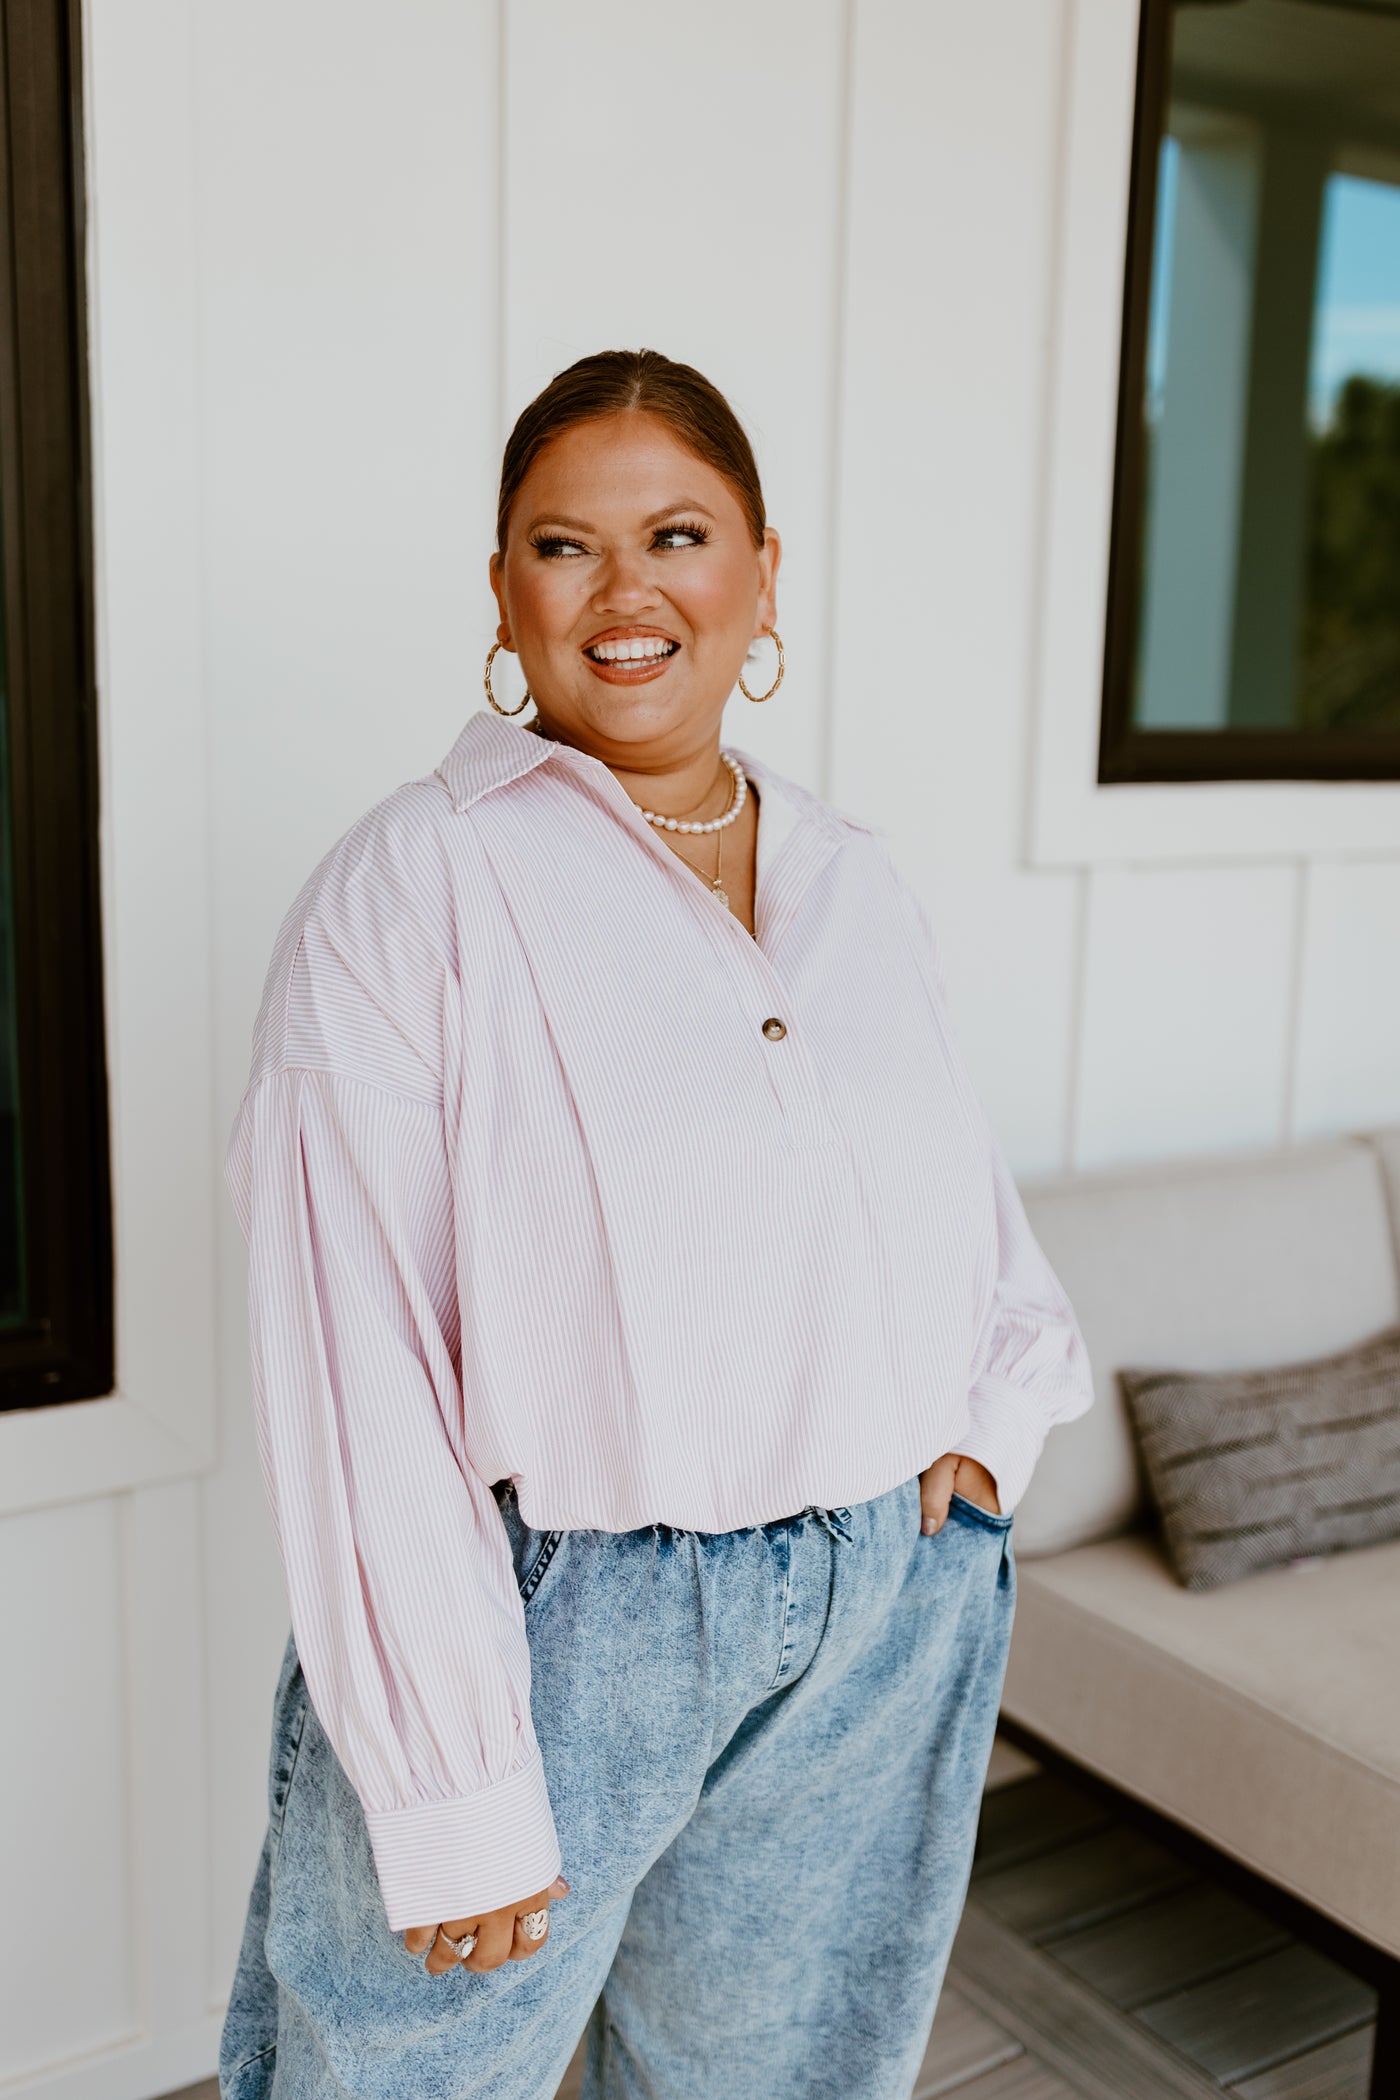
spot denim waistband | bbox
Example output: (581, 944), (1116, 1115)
(492, 1477), (857, 1547)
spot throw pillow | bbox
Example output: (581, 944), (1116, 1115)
(1120, 1321), (1400, 1590)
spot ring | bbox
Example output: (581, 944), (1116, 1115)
(438, 1926), (478, 1961)
(519, 1908), (549, 1942)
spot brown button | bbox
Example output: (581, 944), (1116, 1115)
(761, 1017), (787, 1042)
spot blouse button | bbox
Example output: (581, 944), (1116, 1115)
(761, 1017), (787, 1042)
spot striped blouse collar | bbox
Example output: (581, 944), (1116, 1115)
(435, 706), (878, 843)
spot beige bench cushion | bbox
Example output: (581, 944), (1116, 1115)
(1002, 1531), (1400, 1957)
(1372, 1124), (1400, 1258)
(1015, 1139), (1400, 1557)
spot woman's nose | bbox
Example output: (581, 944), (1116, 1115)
(592, 551), (658, 614)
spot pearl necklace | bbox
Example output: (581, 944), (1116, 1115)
(525, 719), (745, 909)
(639, 751), (747, 834)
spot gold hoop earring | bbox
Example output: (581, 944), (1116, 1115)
(484, 641), (531, 717)
(738, 628), (784, 704)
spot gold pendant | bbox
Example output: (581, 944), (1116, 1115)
(711, 881), (729, 910)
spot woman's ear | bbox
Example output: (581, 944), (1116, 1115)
(489, 550), (510, 643)
(755, 526), (782, 634)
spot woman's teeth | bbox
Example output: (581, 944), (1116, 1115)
(587, 638), (678, 663)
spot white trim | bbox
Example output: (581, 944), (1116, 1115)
(119, 1483), (214, 2040)
(0, 0), (216, 1513)
(1027, 0), (1400, 868)
(0, 1396), (208, 1519)
(0, 2017), (221, 2100)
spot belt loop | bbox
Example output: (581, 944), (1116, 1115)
(812, 1505), (854, 1546)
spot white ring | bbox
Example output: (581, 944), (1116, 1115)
(439, 1925), (478, 1961)
(519, 1908), (549, 1942)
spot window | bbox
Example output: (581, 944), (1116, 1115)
(1101, 0), (1400, 781)
(0, 0), (112, 1409)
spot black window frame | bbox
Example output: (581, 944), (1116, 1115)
(0, 0), (112, 1410)
(1099, 0), (1400, 784)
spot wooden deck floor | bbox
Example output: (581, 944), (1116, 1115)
(169, 1742), (1379, 2099)
(922, 1758), (1378, 2100)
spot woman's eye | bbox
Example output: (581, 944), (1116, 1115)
(531, 525), (708, 558)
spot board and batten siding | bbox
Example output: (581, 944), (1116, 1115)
(2, 3), (1397, 2094)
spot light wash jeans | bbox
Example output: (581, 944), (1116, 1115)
(221, 1472), (1014, 2100)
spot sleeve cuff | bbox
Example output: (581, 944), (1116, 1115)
(955, 1377), (1052, 1517)
(365, 1748), (562, 1931)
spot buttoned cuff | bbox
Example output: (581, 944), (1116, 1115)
(954, 1378), (1051, 1517)
(365, 1749), (562, 1931)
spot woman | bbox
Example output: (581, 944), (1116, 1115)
(222, 349), (1092, 2100)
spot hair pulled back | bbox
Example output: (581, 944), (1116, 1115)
(496, 349), (767, 554)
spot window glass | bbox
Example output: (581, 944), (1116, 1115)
(0, 588), (24, 1329)
(1303, 173), (1400, 731)
(0, 0), (112, 1406)
(1115, 0), (1400, 769)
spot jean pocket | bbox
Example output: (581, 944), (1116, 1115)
(948, 1490), (1014, 1534)
(496, 1480), (569, 1610)
(518, 1524), (567, 1607)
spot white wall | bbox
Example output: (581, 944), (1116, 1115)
(4, 2), (1399, 2094)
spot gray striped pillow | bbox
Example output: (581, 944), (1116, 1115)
(1120, 1322), (1400, 1591)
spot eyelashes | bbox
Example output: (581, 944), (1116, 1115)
(528, 521), (712, 561)
(527, 533), (587, 561)
(653, 520), (711, 550)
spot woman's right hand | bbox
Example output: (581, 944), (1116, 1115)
(404, 1875), (570, 1974)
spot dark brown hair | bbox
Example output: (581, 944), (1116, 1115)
(496, 349), (767, 553)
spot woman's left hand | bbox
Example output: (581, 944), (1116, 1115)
(919, 1453), (1000, 1535)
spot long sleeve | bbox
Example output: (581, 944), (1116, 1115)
(227, 1062), (561, 1931)
(955, 1127), (1094, 1513)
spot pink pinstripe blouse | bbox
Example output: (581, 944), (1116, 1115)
(227, 707), (1093, 1928)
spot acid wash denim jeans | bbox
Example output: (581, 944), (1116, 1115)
(221, 1472), (1015, 2100)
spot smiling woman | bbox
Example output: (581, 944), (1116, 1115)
(498, 400), (775, 720)
(219, 347), (1093, 2100)
(483, 352), (783, 933)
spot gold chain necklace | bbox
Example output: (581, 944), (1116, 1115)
(710, 820), (728, 910)
(528, 715), (738, 909)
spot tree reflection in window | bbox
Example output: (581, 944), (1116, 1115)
(1304, 176), (1400, 732)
